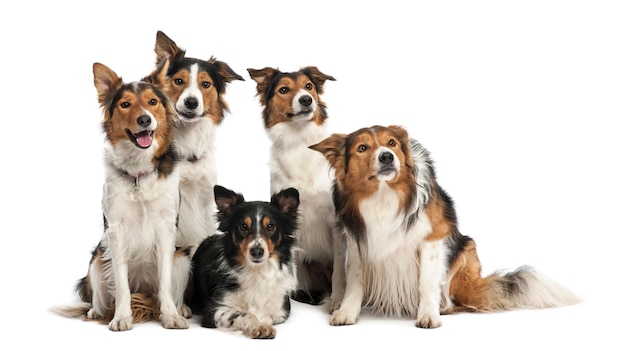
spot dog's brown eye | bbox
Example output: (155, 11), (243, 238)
(149, 99), (157, 106)
(279, 87), (289, 94)
(202, 81), (211, 89)
(174, 78), (184, 85)
(239, 223), (248, 231)
(357, 144), (368, 153)
(305, 83), (313, 90)
(388, 139), (396, 147)
(267, 223), (275, 231)
(120, 101), (130, 108)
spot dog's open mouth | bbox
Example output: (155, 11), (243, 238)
(126, 129), (154, 149)
(286, 109), (312, 118)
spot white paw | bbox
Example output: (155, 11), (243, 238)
(109, 316), (133, 331)
(330, 309), (357, 326)
(160, 313), (189, 329)
(244, 324), (276, 339)
(415, 312), (442, 329)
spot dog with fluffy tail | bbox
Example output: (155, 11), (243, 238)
(310, 125), (579, 328)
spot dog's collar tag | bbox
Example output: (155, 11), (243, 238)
(123, 168), (154, 188)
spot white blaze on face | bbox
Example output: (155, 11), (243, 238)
(176, 63), (204, 119)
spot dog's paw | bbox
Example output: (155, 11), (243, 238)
(328, 297), (342, 314)
(86, 308), (101, 320)
(160, 313), (189, 329)
(330, 310), (357, 326)
(179, 304), (192, 318)
(415, 313), (442, 329)
(244, 324), (276, 339)
(109, 316), (133, 332)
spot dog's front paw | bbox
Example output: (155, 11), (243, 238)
(330, 309), (357, 326)
(109, 316), (133, 331)
(244, 324), (276, 339)
(179, 304), (192, 318)
(415, 312), (442, 329)
(86, 308), (103, 321)
(160, 313), (189, 329)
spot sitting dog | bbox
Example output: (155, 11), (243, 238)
(248, 66), (345, 309)
(188, 185), (300, 339)
(55, 59), (190, 331)
(310, 125), (579, 328)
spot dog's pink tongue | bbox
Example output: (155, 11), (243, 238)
(136, 131), (152, 148)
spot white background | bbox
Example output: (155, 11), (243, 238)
(1, 1), (624, 349)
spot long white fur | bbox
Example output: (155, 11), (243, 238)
(171, 62), (218, 251)
(266, 88), (345, 309)
(330, 139), (443, 327)
(89, 111), (189, 331)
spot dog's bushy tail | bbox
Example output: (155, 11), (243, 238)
(451, 265), (579, 313)
(51, 293), (160, 324)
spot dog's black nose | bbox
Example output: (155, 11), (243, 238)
(137, 115), (152, 128)
(185, 97), (199, 110)
(299, 95), (312, 107)
(250, 246), (264, 260)
(379, 151), (394, 165)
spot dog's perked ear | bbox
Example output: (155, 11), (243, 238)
(300, 66), (336, 95)
(214, 185), (245, 220)
(93, 63), (124, 107)
(154, 30), (186, 64)
(271, 188), (300, 218)
(309, 134), (348, 181)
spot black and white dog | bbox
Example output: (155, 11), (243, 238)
(188, 185), (300, 339)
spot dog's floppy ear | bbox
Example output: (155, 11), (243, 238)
(271, 188), (300, 219)
(214, 185), (245, 221)
(309, 134), (348, 181)
(301, 66), (336, 95)
(247, 67), (279, 92)
(155, 30), (185, 64)
(387, 125), (414, 170)
(93, 62), (124, 107)
(210, 57), (245, 83)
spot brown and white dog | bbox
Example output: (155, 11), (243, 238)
(56, 60), (191, 331)
(152, 31), (244, 251)
(310, 125), (578, 328)
(248, 67), (345, 309)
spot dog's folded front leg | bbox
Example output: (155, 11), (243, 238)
(330, 235), (362, 326)
(213, 307), (276, 339)
(416, 239), (445, 328)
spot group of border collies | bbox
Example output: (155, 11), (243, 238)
(55, 31), (578, 338)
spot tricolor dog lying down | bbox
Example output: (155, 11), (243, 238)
(310, 125), (578, 328)
(188, 185), (300, 339)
